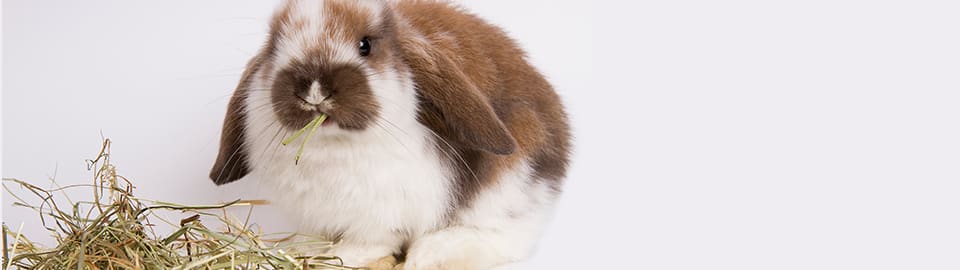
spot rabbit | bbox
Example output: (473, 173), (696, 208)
(208, 0), (570, 269)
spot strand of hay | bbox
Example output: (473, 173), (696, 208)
(1, 139), (357, 269)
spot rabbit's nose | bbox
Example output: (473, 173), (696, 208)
(296, 81), (326, 105)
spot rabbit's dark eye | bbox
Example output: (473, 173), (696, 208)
(359, 37), (371, 57)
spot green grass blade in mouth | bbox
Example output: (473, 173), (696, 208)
(294, 114), (326, 164)
(280, 114), (327, 164)
(281, 114), (326, 146)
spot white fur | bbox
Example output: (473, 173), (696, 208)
(245, 57), (450, 267)
(405, 162), (558, 270)
(239, 1), (561, 268)
(274, 0), (322, 67)
(301, 81), (323, 104)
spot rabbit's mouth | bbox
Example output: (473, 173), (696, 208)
(290, 99), (377, 132)
(320, 117), (337, 127)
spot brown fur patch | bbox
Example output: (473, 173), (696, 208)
(323, 1), (374, 37)
(209, 91), (251, 185)
(395, 0), (571, 206)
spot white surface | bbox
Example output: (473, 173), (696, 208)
(3, 0), (960, 269)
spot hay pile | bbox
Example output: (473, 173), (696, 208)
(2, 139), (355, 269)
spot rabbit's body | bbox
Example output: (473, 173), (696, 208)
(210, 0), (570, 269)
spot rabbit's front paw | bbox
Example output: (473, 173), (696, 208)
(364, 255), (400, 270)
(403, 228), (491, 270)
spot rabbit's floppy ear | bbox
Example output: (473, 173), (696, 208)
(209, 50), (268, 185)
(401, 37), (518, 155)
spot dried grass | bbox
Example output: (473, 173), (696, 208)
(1, 139), (356, 269)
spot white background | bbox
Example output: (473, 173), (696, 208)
(3, 0), (959, 269)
